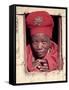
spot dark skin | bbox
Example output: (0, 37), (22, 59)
(31, 33), (51, 72)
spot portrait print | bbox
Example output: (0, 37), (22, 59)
(26, 11), (63, 72)
(9, 5), (67, 85)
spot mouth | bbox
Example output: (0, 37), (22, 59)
(37, 51), (45, 57)
(36, 50), (45, 53)
(37, 51), (44, 54)
(34, 50), (47, 58)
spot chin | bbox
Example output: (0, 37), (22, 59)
(38, 55), (45, 59)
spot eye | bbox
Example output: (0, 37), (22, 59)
(42, 41), (47, 44)
(32, 40), (38, 44)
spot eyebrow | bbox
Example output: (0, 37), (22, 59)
(32, 38), (50, 42)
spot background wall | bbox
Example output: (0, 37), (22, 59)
(0, 0), (69, 89)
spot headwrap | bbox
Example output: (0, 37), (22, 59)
(26, 11), (54, 38)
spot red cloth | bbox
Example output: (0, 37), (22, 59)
(26, 11), (54, 38)
(26, 41), (61, 72)
(30, 27), (53, 38)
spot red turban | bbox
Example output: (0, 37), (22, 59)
(26, 11), (54, 38)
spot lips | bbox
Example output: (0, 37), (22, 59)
(37, 50), (44, 53)
(35, 50), (46, 57)
(37, 51), (43, 54)
(35, 51), (45, 58)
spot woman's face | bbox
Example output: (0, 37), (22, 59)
(31, 33), (50, 58)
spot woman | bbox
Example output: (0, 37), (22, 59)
(26, 11), (63, 72)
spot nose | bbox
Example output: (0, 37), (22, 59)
(38, 42), (43, 49)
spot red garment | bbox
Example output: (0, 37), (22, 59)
(26, 41), (61, 72)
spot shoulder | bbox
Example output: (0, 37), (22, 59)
(51, 41), (58, 49)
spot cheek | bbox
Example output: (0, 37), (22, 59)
(42, 44), (50, 52)
(43, 43), (50, 48)
(32, 44), (37, 50)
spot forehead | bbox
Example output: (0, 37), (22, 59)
(31, 33), (50, 41)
